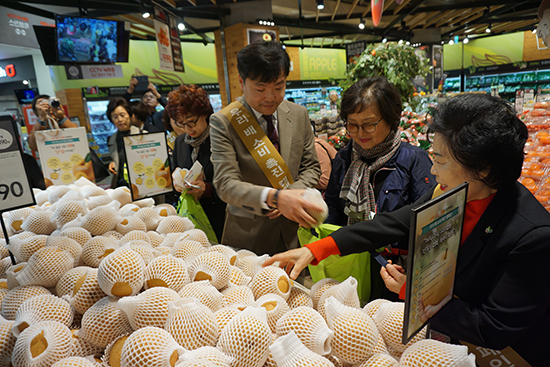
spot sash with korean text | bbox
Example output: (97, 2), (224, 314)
(220, 101), (294, 189)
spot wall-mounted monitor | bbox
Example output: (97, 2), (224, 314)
(13, 88), (39, 105)
(55, 15), (130, 64)
(33, 25), (60, 66)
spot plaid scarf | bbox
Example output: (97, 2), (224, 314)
(340, 130), (401, 225)
(184, 127), (210, 163)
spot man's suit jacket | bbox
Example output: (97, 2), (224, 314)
(209, 97), (321, 255)
(329, 182), (550, 367)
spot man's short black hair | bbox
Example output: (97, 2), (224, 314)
(31, 94), (50, 115)
(106, 97), (133, 123)
(129, 100), (148, 122)
(430, 94), (528, 189)
(237, 41), (290, 83)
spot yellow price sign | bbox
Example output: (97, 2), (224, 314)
(61, 172), (74, 184)
(61, 161), (72, 172)
(144, 166), (155, 177)
(70, 154), (83, 164)
(47, 157), (61, 169)
(145, 177), (156, 189)
(133, 162), (145, 175)
(156, 177), (167, 188)
(152, 158), (164, 169)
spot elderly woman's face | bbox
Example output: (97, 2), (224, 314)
(346, 105), (392, 150)
(111, 105), (131, 132)
(431, 133), (494, 201)
(175, 114), (208, 138)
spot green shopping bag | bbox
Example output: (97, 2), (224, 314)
(298, 224), (371, 303)
(176, 193), (218, 244)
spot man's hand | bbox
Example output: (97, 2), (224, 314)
(108, 161), (117, 175)
(262, 247), (315, 280)
(127, 76), (138, 94)
(51, 105), (66, 121)
(268, 189), (324, 228)
(148, 82), (161, 99)
(35, 99), (51, 121)
(380, 261), (406, 294)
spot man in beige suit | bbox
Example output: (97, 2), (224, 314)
(210, 41), (322, 255)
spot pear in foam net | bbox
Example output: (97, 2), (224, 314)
(119, 229), (150, 244)
(399, 339), (476, 367)
(217, 306), (272, 367)
(47, 185), (72, 204)
(59, 227), (92, 247)
(214, 306), (241, 333)
(171, 239), (205, 262)
(0, 316), (16, 366)
(177, 346), (232, 367)
(287, 285), (313, 309)
(101, 333), (130, 367)
(51, 356), (97, 367)
(144, 255), (189, 292)
(237, 254), (269, 278)
(276, 305), (333, 355)
(10, 234), (47, 262)
(55, 266), (89, 298)
(317, 276), (360, 320)
(156, 215), (194, 234)
(134, 207), (162, 231)
(165, 297), (219, 350)
(222, 285), (255, 308)
(270, 331), (336, 367)
(69, 329), (104, 358)
(124, 241), (155, 265)
(356, 353), (399, 367)
(228, 266), (251, 286)
(97, 246), (145, 297)
(45, 236), (82, 263)
(16, 247), (75, 288)
(209, 245), (238, 266)
(6, 262), (26, 289)
(120, 326), (185, 367)
(250, 265), (291, 300)
(117, 286), (180, 330)
(21, 209), (57, 235)
(179, 228), (211, 247)
(178, 280), (224, 312)
(81, 202), (121, 236)
(0, 259), (11, 279)
(154, 203), (177, 217)
(115, 216), (147, 235)
(1, 285), (52, 320)
(310, 277), (339, 309)
(108, 186), (133, 207)
(67, 267), (106, 315)
(188, 251), (231, 289)
(325, 296), (379, 364)
(255, 293), (290, 333)
(80, 236), (119, 268)
(84, 195), (114, 211)
(301, 188), (329, 227)
(52, 201), (88, 229)
(11, 320), (73, 367)
(147, 231), (164, 247)
(77, 296), (133, 348)
(5, 207), (32, 233)
(12, 294), (74, 337)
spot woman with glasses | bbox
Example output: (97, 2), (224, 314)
(106, 97), (147, 188)
(166, 84), (226, 240)
(324, 76), (435, 300)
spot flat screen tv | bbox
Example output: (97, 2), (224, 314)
(14, 88), (39, 105)
(33, 25), (60, 65)
(55, 15), (130, 64)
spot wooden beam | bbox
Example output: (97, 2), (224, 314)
(186, 0), (196, 5)
(286, 26), (292, 40)
(320, 36), (325, 47)
(384, 0), (393, 12)
(347, 0), (360, 19)
(210, 0), (216, 3)
(340, 34), (348, 47)
(331, 0), (341, 21)
(459, 12), (485, 26)
(330, 36), (337, 47)
(393, 0), (411, 15)
(130, 31), (148, 39)
(449, 8), (485, 26)
(423, 10), (453, 29)
(161, 0), (176, 7)
(406, 12), (432, 29)
(119, 14), (154, 29)
(434, 9), (464, 28)
(361, 4), (371, 17)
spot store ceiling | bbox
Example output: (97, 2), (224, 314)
(5, 0), (544, 47)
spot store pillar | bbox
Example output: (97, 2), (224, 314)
(55, 88), (88, 132)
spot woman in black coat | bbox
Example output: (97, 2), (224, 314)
(166, 85), (226, 241)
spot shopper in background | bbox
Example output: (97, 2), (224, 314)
(123, 76), (166, 132)
(167, 84), (226, 240)
(28, 94), (78, 151)
(266, 94), (550, 367)
(209, 40), (322, 255)
(129, 100), (158, 132)
(324, 76), (436, 300)
(312, 132), (337, 192)
(106, 97), (145, 188)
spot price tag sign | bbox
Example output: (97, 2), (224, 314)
(123, 131), (173, 200)
(0, 116), (35, 212)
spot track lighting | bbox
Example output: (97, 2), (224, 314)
(358, 18), (365, 30)
(485, 24), (491, 33)
(178, 22), (185, 31)
(317, 0), (324, 10)
(142, 12), (150, 18)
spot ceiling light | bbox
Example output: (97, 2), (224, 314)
(485, 24), (491, 33)
(22, 80), (29, 85)
(317, 0), (324, 10)
(382, 38), (387, 43)
(463, 37), (469, 44)
(358, 18), (365, 30)
(405, 41), (410, 45)
(178, 22), (185, 31)
(449, 40), (454, 45)
(142, 12), (150, 18)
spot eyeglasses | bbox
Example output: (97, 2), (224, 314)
(111, 112), (129, 121)
(345, 117), (383, 134)
(174, 115), (200, 128)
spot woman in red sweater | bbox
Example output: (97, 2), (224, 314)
(265, 94), (550, 367)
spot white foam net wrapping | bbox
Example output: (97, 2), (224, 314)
(310, 278), (339, 310)
(16, 247), (75, 288)
(134, 208), (162, 231)
(147, 231), (164, 247)
(177, 346), (231, 366)
(97, 246), (145, 297)
(118, 286), (180, 330)
(325, 296), (379, 364)
(48, 186), (72, 204)
(51, 356), (97, 367)
(59, 227), (92, 247)
(6, 207), (33, 233)
(85, 195), (114, 211)
(275, 305), (333, 356)
(2, 285), (52, 320)
(178, 280), (223, 313)
(214, 306), (241, 333)
(11, 234), (48, 263)
(222, 285), (255, 308)
(125, 241), (155, 266)
(165, 297), (219, 350)
(301, 188), (329, 228)
(179, 228), (211, 248)
(228, 266), (251, 287)
(209, 245), (238, 266)
(356, 352), (399, 367)
(78, 296), (133, 348)
(67, 268), (106, 315)
(55, 266), (89, 298)
(52, 201), (88, 229)
(120, 230), (151, 245)
(12, 294), (74, 337)
(11, 320), (73, 367)
(120, 326), (184, 367)
(317, 277), (360, 320)
(156, 215), (194, 235)
(172, 239), (206, 263)
(81, 236), (119, 268)
(217, 306), (272, 367)
(250, 265), (291, 301)
(270, 331), (335, 367)
(115, 216), (147, 235)
(46, 236), (82, 263)
(363, 298), (392, 318)
(120, 203), (140, 217)
(22, 209), (57, 235)
(287, 286), (313, 309)
(81, 203), (121, 236)
(0, 316), (16, 366)
(69, 330), (103, 358)
(255, 293), (290, 333)
(108, 186), (132, 207)
(236, 254), (269, 278)
(155, 203), (177, 217)
(188, 251), (231, 289)
(399, 339), (476, 367)
(144, 255), (189, 292)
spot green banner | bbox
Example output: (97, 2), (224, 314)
(51, 40), (218, 90)
(299, 47), (346, 80)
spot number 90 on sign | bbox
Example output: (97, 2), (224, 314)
(0, 181), (24, 200)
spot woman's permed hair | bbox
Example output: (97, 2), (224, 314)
(430, 94), (528, 189)
(339, 77), (402, 131)
(106, 98), (133, 123)
(165, 84), (213, 122)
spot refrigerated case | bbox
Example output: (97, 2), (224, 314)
(86, 100), (117, 157)
(285, 85), (341, 119)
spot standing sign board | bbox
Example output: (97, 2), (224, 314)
(123, 132), (173, 200)
(35, 127), (95, 185)
(403, 182), (468, 344)
(0, 115), (35, 213)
